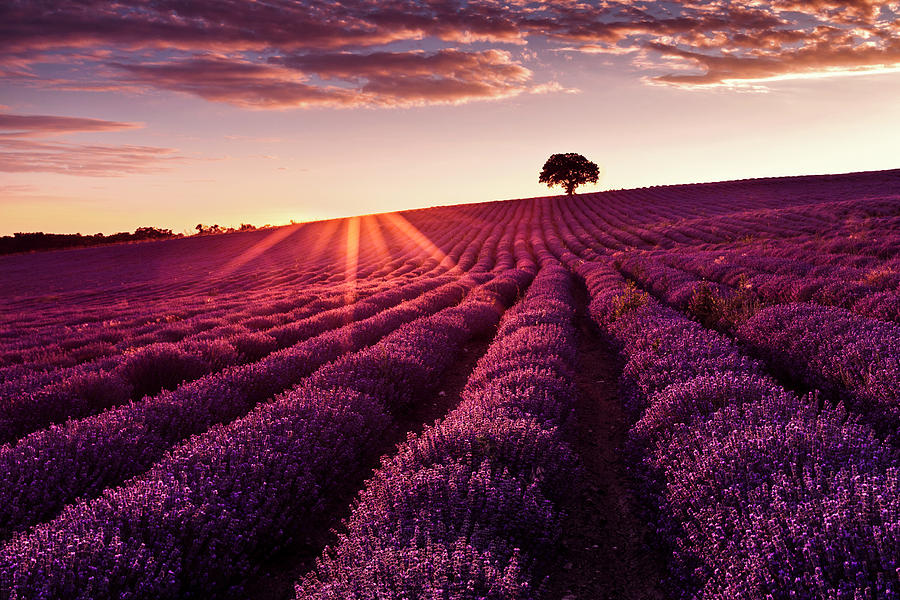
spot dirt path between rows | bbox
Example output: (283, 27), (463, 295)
(544, 282), (668, 600)
(243, 333), (495, 600)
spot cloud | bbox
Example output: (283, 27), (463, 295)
(647, 32), (900, 88)
(223, 134), (284, 142)
(275, 49), (527, 82)
(529, 2), (900, 87)
(0, 2), (543, 106)
(0, 138), (182, 176)
(115, 50), (533, 108)
(0, 183), (39, 194)
(2, 0), (899, 99)
(114, 58), (358, 108)
(275, 49), (533, 105)
(562, 2), (900, 88)
(529, 80), (581, 95)
(0, 113), (141, 137)
(0, 112), (184, 176)
(0, 0), (526, 55)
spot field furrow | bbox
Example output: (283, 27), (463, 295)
(543, 273), (666, 600)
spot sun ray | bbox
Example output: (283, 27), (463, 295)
(380, 212), (458, 273)
(304, 218), (343, 268)
(344, 216), (360, 306)
(213, 223), (302, 282)
(360, 213), (393, 269)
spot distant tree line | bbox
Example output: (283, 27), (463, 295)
(0, 222), (276, 255)
(194, 223), (258, 235)
(0, 227), (182, 255)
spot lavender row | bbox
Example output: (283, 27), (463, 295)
(642, 196), (900, 249)
(3, 195), (515, 404)
(297, 263), (577, 599)
(0, 250), (329, 359)
(719, 232), (900, 280)
(0, 278), (348, 384)
(577, 260), (900, 599)
(547, 174), (865, 250)
(0, 198), (523, 443)
(0, 200), (496, 368)
(559, 183), (899, 252)
(0, 256), (405, 384)
(0, 268), (531, 599)
(0, 284), (313, 372)
(0, 263), (459, 446)
(0, 271), (482, 541)
(0, 206), (482, 378)
(662, 245), (893, 286)
(712, 211), (900, 262)
(613, 252), (728, 312)
(738, 303), (900, 437)
(0, 269), (429, 401)
(650, 248), (900, 323)
(612, 251), (900, 439)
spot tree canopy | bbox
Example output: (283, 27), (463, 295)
(539, 153), (599, 195)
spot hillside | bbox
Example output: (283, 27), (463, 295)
(1, 168), (900, 599)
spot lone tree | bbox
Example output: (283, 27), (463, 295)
(539, 153), (599, 195)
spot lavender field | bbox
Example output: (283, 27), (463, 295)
(2, 169), (900, 599)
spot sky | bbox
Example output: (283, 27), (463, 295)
(1, 0), (900, 236)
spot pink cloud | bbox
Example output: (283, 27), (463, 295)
(649, 33), (900, 87)
(0, 138), (184, 176)
(554, 3), (900, 87)
(278, 49), (532, 105)
(2, 0), (898, 98)
(115, 50), (533, 108)
(0, 112), (184, 176)
(114, 58), (358, 108)
(274, 49), (528, 82)
(0, 113), (141, 137)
